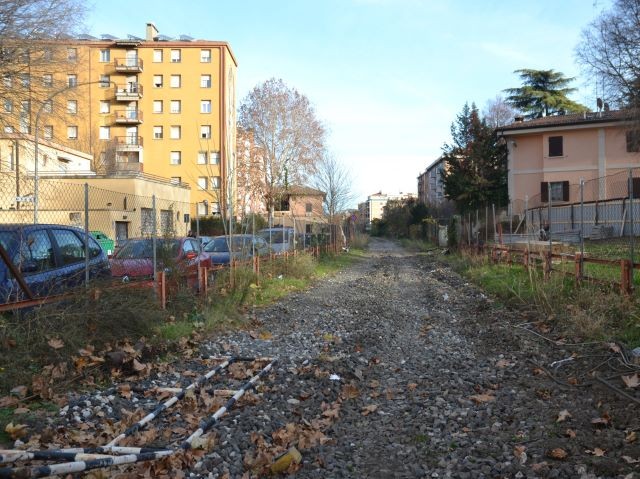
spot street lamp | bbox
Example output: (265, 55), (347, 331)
(33, 79), (115, 223)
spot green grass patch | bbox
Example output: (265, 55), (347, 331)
(447, 251), (640, 347)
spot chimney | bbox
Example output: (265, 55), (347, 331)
(146, 22), (158, 41)
(514, 115), (524, 123)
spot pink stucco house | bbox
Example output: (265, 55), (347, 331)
(498, 110), (640, 210)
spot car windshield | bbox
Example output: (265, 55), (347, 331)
(205, 237), (254, 253)
(114, 239), (179, 259)
(258, 231), (285, 243)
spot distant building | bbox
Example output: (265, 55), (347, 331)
(361, 191), (416, 230)
(417, 157), (447, 205)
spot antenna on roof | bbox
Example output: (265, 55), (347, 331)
(597, 97), (603, 111)
(101, 34), (117, 40)
(179, 34), (194, 41)
(77, 33), (97, 41)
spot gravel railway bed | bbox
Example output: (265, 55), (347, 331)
(52, 238), (639, 478)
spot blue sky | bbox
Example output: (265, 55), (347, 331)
(86, 0), (611, 206)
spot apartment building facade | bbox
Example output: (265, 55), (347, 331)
(417, 157), (446, 205)
(0, 23), (237, 218)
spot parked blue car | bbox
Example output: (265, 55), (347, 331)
(0, 224), (111, 304)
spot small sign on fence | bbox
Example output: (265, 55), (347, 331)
(15, 196), (34, 203)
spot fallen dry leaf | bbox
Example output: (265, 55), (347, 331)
(622, 374), (640, 389)
(622, 456), (640, 464)
(556, 409), (572, 423)
(585, 448), (606, 457)
(625, 431), (637, 443)
(567, 377), (579, 385)
(341, 384), (359, 400)
(513, 445), (527, 465)
(407, 383), (417, 391)
(5, 422), (28, 440)
(591, 412), (611, 427)
(47, 338), (64, 350)
(606, 342), (621, 353)
(565, 429), (577, 438)
(548, 448), (568, 460)
(496, 359), (511, 368)
(469, 393), (495, 404)
(361, 405), (378, 416)
(531, 461), (549, 472)
(117, 383), (132, 399)
(13, 407), (29, 415)
(10, 385), (27, 399)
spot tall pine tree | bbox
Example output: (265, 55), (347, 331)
(442, 103), (508, 213)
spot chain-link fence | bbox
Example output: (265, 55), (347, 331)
(456, 169), (640, 290)
(0, 170), (345, 307)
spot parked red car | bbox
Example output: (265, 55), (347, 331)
(110, 237), (201, 282)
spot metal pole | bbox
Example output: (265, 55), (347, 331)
(630, 169), (635, 285)
(152, 195), (157, 280)
(84, 183), (90, 287)
(485, 205), (488, 244)
(548, 182), (552, 254)
(580, 179), (584, 272)
(525, 195), (529, 252)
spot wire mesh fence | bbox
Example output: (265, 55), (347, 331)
(0, 171), (345, 307)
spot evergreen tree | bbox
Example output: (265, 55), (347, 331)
(504, 69), (587, 118)
(442, 103), (508, 213)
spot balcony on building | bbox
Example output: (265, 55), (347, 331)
(114, 135), (143, 152)
(115, 83), (143, 101)
(112, 152), (143, 173)
(114, 110), (143, 124)
(114, 57), (143, 73)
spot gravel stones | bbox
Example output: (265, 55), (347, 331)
(48, 238), (640, 478)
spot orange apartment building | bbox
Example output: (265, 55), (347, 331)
(0, 23), (237, 218)
(498, 110), (640, 210)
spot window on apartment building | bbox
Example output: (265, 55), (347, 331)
(67, 48), (77, 62)
(210, 151), (220, 164)
(200, 125), (211, 139)
(153, 126), (163, 139)
(196, 151), (207, 164)
(170, 74), (181, 88)
(170, 151), (181, 165)
(21, 74), (29, 87)
(170, 100), (181, 113)
(67, 125), (78, 139)
(67, 74), (77, 87)
(306, 202), (312, 213)
(43, 125), (53, 140)
(99, 74), (110, 87)
(170, 177), (181, 185)
(170, 125), (181, 139)
(42, 48), (53, 61)
(4, 126), (14, 134)
(200, 75), (211, 88)
(19, 118), (29, 134)
(153, 100), (163, 113)
(99, 126), (110, 140)
(20, 100), (29, 114)
(3, 75), (11, 88)
(153, 75), (163, 88)
(170, 49), (181, 63)
(210, 176), (220, 188)
(153, 49), (163, 62)
(200, 49), (211, 62)
(626, 130), (640, 153)
(197, 177), (207, 190)
(99, 101), (110, 113)
(42, 74), (52, 87)
(67, 100), (77, 114)
(99, 49), (110, 62)
(548, 136), (563, 157)
(43, 99), (52, 113)
(3, 99), (12, 113)
(197, 202), (208, 216)
(541, 181), (569, 202)
(200, 100), (211, 113)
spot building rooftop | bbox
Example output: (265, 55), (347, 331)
(498, 109), (634, 132)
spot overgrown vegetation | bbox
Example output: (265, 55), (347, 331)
(445, 249), (640, 348)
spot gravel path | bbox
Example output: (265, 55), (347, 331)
(54, 238), (640, 478)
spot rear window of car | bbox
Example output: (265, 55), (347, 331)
(115, 239), (179, 259)
(258, 231), (285, 243)
(205, 238), (229, 253)
(0, 231), (18, 254)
